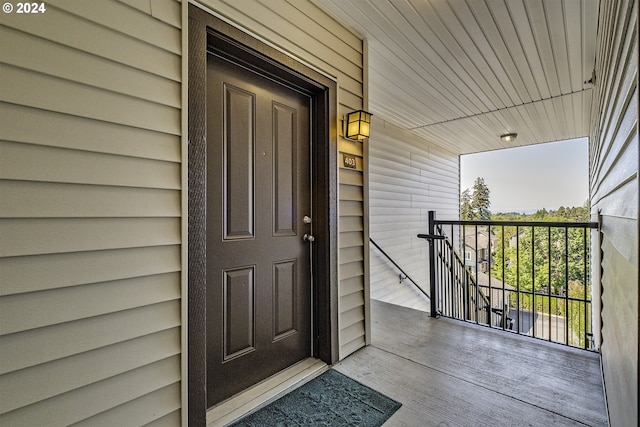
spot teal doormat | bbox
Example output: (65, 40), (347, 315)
(230, 369), (401, 426)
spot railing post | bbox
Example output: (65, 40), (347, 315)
(428, 210), (438, 318)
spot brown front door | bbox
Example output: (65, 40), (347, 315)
(205, 52), (312, 406)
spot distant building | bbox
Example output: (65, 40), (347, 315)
(464, 228), (496, 273)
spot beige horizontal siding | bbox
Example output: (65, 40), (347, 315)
(117, 0), (182, 28)
(369, 119), (459, 310)
(49, 0), (181, 53)
(339, 183), (364, 202)
(0, 246), (181, 296)
(1, 356), (181, 426)
(0, 301), (181, 375)
(0, 182), (181, 218)
(339, 231), (365, 249)
(340, 246), (364, 264)
(338, 174), (366, 358)
(0, 26), (180, 108)
(340, 200), (364, 216)
(0, 0), (182, 424)
(1, 328), (180, 412)
(0, 273), (180, 334)
(0, 104), (181, 161)
(197, 0), (362, 85)
(71, 384), (182, 427)
(0, 141), (180, 188)
(0, 217), (180, 257)
(1, 3), (181, 81)
(588, 1), (638, 426)
(0, 64), (180, 134)
(143, 409), (183, 427)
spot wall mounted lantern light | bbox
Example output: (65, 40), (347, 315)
(500, 132), (517, 143)
(345, 110), (372, 141)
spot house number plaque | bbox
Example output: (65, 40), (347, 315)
(343, 154), (357, 169)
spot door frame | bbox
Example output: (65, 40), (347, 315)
(187, 5), (339, 424)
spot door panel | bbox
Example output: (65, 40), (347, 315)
(223, 266), (255, 360)
(223, 85), (255, 240)
(273, 102), (297, 236)
(273, 260), (297, 339)
(206, 53), (312, 407)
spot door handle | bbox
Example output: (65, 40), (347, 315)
(303, 233), (315, 242)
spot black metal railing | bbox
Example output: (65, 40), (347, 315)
(419, 211), (599, 350)
(370, 237), (430, 299)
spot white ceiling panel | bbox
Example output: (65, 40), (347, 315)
(411, 90), (592, 154)
(313, 0), (599, 154)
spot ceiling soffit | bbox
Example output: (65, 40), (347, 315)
(313, 0), (599, 154)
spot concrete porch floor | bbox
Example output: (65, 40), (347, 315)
(334, 300), (608, 426)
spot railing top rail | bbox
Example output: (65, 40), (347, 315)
(434, 219), (599, 229)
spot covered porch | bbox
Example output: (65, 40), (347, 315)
(0, 0), (635, 425)
(335, 300), (607, 426)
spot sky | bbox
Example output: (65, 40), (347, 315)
(460, 138), (589, 214)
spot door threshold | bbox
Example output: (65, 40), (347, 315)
(206, 358), (328, 426)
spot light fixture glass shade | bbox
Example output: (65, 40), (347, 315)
(346, 110), (372, 140)
(500, 132), (517, 142)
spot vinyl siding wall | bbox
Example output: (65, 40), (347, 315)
(0, 0), (183, 425)
(195, 0), (367, 360)
(369, 119), (459, 310)
(589, 0), (639, 426)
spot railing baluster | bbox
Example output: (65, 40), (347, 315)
(463, 226), (468, 321)
(487, 224), (492, 327)
(442, 237), (447, 317)
(565, 227), (569, 346)
(532, 225), (536, 339)
(475, 224), (479, 324)
(501, 225), (506, 330)
(450, 224), (456, 319)
(583, 226), (588, 349)
(548, 226), (552, 343)
(427, 211), (437, 318)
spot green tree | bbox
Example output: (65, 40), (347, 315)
(460, 177), (491, 220)
(460, 189), (473, 220)
(471, 177), (491, 219)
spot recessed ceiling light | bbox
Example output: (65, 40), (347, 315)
(500, 133), (517, 142)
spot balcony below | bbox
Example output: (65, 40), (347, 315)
(335, 300), (607, 426)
